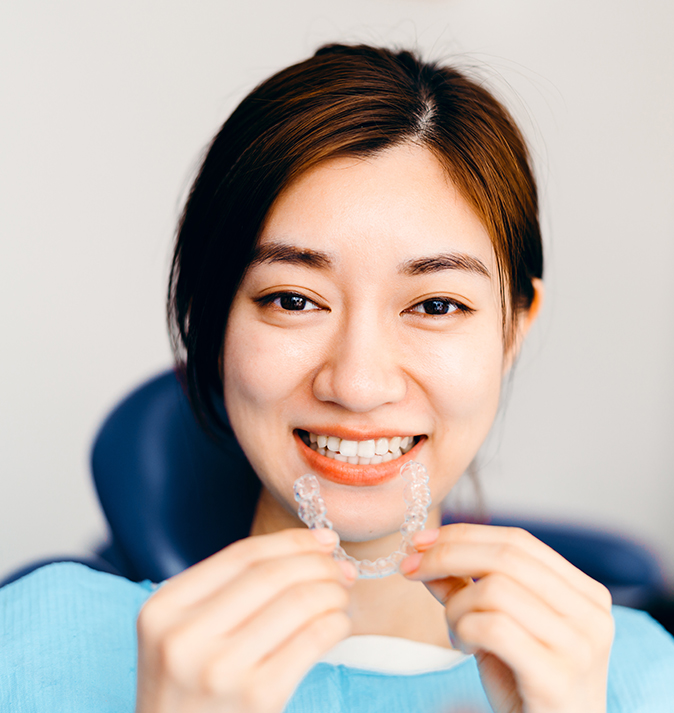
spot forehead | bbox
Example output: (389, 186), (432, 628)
(258, 143), (496, 272)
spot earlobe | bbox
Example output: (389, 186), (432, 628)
(503, 278), (545, 373)
(521, 278), (545, 338)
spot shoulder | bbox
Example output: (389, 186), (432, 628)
(0, 562), (157, 713)
(611, 605), (674, 662)
(0, 561), (156, 633)
(1, 559), (156, 598)
(608, 605), (674, 712)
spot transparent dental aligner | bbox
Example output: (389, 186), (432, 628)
(293, 460), (431, 579)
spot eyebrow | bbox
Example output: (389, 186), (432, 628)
(249, 241), (490, 279)
(249, 242), (333, 270)
(398, 252), (491, 279)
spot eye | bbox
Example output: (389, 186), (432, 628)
(277, 293), (315, 311)
(407, 298), (466, 316)
(258, 291), (321, 311)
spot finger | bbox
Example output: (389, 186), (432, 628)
(218, 579), (351, 678)
(253, 610), (352, 701)
(174, 551), (354, 648)
(454, 610), (606, 710)
(419, 572), (472, 608)
(403, 539), (609, 622)
(204, 609), (352, 705)
(154, 528), (340, 610)
(442, 573), (584, 656)
(172, 578), (350, 687)
(413, 524), (611, 609)
(454, 609), (555, 685)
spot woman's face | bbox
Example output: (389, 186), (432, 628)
(223, 143), (508, 542)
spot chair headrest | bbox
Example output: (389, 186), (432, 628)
(91, 369), (261, 582)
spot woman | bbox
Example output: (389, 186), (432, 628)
(3, 44), (673, 713)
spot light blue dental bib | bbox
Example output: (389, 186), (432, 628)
(1, 563), (673, 712)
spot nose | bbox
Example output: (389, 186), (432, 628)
(312, 314), (407, 413)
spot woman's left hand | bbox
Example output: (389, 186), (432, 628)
(400, 523), (614, 713)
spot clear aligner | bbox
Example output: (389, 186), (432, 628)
(293, 461), (432, 579)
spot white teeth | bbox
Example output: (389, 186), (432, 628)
(304, 431), (418, 465)
(374, 438), (389, 456)
(357, 439), (376, 458)
(339, 439), (358, 457)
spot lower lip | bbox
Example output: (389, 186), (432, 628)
(294, 432), (425, 486)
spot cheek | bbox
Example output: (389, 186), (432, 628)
(414, 329), (504, 433)
(222, 312), (328, 510)
(222, 315), (317, 419)
(412, 332), (503, 504)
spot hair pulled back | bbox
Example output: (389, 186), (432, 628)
(168, 43), (544, 434)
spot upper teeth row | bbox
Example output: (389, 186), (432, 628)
(308, 433), (414, 458)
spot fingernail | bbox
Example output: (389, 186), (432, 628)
(399, 552), (423, 575)
(413, 528), (440, 546)
(338, 560), (358, 582)
(311, 529), (339, 546)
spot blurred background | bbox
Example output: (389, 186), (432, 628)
(1, 1), (672, 587)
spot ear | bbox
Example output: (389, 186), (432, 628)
(503, 278), (544, 373)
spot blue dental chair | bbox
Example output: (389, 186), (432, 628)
(1, 369), (667, 615)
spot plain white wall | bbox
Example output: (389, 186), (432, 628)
(1, 0), (673, 583)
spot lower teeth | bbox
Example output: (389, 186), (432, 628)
(293, 461), (432, 579)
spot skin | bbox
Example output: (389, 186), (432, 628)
(135, 143), (613, 713)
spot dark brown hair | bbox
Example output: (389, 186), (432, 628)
(168, 43), (543, 434)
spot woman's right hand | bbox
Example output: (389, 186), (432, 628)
(135, 528), (356, 713)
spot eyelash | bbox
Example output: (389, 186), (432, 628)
(404, 298), (474, 317)
(256, 291), (473, 317)
(255, 292), (322, 312)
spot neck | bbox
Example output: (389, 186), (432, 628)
(250, 486), (451, 648)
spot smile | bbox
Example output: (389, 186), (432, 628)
(298, 430), (419, 465)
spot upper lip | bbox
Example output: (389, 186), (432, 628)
(296, 427), (424, 440)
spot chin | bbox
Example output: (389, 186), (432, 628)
(301, 476), (411, 544)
